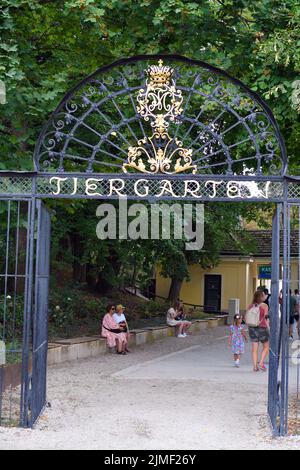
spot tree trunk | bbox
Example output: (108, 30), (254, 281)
(73, 263), (86, 283)
(168, 277), (183, 303)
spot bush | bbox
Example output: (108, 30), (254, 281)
(5, 339), (22, 364)
(137, 300), (169, 319)
(49, 286), (108, 329)
(76, 296), (108, 319)
(0, 294), (24, 341)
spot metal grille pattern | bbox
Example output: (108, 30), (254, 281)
(288, 184), (300, 200)
(38, 176), (285, 201)
(34, 55), (287, 178)
(0, 199), (50, 428)
(0, 177), (33, 196)
(0, 200), (32, 427)
(0, 174), (287, 201)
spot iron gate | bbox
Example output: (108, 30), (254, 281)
(268, 205), (280, 434)
(0, 198), (51, 428)
(279, 202), (300, 436)
(268, 204), (286, 435)
(25, 200), (51, 427)
(268, 200), (300, 436)
(0, 54), (296, 433)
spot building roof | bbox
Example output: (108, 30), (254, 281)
(221, 230), (299, 257)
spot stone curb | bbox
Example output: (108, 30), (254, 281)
(47, 316), (228, 366)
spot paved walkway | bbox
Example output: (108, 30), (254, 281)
(0, 326), (299, 450)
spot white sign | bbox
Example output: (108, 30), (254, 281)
(49, 177), (272, 200)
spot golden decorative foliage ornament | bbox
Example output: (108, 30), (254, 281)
(123, 61), (196, 175)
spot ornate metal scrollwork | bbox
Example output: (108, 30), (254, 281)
(123, 60), (196, 175)
(34, 55), (287, 177)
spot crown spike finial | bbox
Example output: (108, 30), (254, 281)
(147, 60), (172, 87)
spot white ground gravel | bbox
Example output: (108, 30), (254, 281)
(0, 326), (300, 450)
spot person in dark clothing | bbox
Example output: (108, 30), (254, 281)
(263, 288), (271, 309)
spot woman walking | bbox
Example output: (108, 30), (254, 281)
(246, 290), (270, 372)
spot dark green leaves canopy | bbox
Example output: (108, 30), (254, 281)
(0, 0), (299, 294)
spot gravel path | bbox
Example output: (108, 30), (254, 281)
(0, 326), (299, 450)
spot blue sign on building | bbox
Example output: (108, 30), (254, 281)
(258, 265), (272, 280)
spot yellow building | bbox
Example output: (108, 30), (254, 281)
(156, 230), (299, 312)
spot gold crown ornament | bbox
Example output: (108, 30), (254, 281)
(123, 60), (197, 175)
(147, 59), (173, 87)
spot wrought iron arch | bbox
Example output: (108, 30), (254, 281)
(0, 55), (296, 436)
(34, 54), (287, 178)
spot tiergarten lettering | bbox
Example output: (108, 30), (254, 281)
(49, 176), (275, 200)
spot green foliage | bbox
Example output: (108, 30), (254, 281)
(0, 0), (299, 300)
(291, 80), (300, 113)
(49, 300), (75, 329)
(0, 0), (299, 170)
(5, 339), (22, 364)
(0, 294), (24, 342)
(135, 299), (170, 319)
(49, 284), (108, 328)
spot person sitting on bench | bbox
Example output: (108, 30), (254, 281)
(113, 304), (131, 353)
(166, 301), (191, 338)
(102, 304), (128, 355)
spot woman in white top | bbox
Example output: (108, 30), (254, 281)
(114, 305), (131, 352)
(167, 301), (191, 337)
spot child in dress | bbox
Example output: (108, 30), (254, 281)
(228, 314), (248, 368)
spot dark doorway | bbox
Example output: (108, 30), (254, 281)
(204, 275), (222, 313)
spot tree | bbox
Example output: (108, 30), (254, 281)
(0, 1), (299, 297)
(1, 1), (299, 170)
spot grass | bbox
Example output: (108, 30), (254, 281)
(2, 341), (22, 365)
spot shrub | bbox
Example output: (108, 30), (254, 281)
(0, 294), (24, 341)
(137, 300), (169, 319)
(49, 286), (108, 329)
(76, 296), (108, 319)
(5, 339), (22, 364)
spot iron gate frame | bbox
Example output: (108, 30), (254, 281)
(0, 196), (51, 428)
(0, 54), (297, 434)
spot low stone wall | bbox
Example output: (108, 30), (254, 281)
(48, 337), (107, 366)
(47, 316), (228, 366)
(0, 317), (228, 391)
